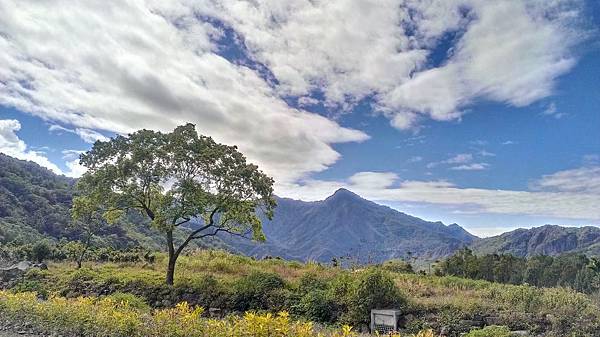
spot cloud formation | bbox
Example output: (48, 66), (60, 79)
(198, 0), (584, 129)
(279, 169), (600, 221)
(0, 0), (368, 186)
(0, 0), (592, 222)
(0, 119), (62, 174)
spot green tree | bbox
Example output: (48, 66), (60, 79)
(74, 123), (276, 285)
(31, 241), (52, 263)
(70, 196), (112, 269)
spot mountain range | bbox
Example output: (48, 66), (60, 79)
(1, 153), (599, 262)
(221, 188), (477, 263)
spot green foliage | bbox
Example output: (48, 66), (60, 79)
(436, 249), (600, 293)
(3, 249), (600, 335)
(343, 268), (407, 325)
(76, 123), (276, 284)
(106, 292), (150, 311)
(0, 290), (394, 337)
(31, 241), (52, 262)
(464, 326), (511, 337)
(381, 259), (414, 274)
(294, 273), (336, 322)
(231, 271), (286, 311)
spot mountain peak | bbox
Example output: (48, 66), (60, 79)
(327, 188), (362, 201)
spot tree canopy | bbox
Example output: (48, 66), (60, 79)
(75, 123), (276, 284)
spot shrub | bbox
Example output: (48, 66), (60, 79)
(343, 268), (407, 326)
(298, 272), (329, 294)
(11, 280), (49, 299)
(297, 289), (336, 322)
(231, 271), (286, 311)
(0, 290), (397, 337)
(464, 325), (511, 337)
(106, 292), (149, 311)
(31, 241), (52, 263)
(381, 259), (414, 274)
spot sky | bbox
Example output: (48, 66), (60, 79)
(0, 0), (599, 237)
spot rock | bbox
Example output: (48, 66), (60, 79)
(484, 316), (502, 325)
(459, 319), (484, 328)
(510, 331), (530, 336)
(208, 308), (222, 318)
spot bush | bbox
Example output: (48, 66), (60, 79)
(464, 325), (511, 337)
(297, 289), (336, 322)
(0, 290), (402, 337)
(31, 241), (52, 263)
(231, 271), (286, 311)
(106, 292), (150, 311)
(381, 259), (414, 274)
(343, 268), (407, 326)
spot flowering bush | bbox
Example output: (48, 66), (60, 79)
(0, 291), (433, 337)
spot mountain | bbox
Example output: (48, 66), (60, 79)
(470, 225), (600, 257)
(221, 188), (477, 263)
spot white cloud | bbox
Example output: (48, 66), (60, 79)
(0, 119), (63, 174)
(541, 102), (567, 119)
(426, 152), (490, 170)
(450, 163), (489, 171)
(196, 0), (584, 130)
(532, 166), (600, 194)
(278, 168), (600, 221)
(49, 124), (109, 143)
(407, 156), (423, 163)
(0, 0), (368, 186)
(444, 153), (473, 164)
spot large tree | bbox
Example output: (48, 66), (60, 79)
(75, 123), (276, 285)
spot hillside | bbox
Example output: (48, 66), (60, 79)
(221, 188), (477, 262)
(470, 224), (600, 257)
(0, 154), (217, 251)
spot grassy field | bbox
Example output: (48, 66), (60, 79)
(5, 249), (600, 336)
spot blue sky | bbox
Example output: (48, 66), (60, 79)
(0, 0), (599, 236)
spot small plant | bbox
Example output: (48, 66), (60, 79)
(464, 325), (511, 337)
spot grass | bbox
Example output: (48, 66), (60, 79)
(11, 249), (600, 336)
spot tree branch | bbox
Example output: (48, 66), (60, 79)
(173, 206), (220, 258)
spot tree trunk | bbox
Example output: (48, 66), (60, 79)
(166, 229), (176, 285)
(166, 253), (176, 286)
(76, 232), (93, 270)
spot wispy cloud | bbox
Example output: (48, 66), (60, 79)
(450, 163), (489, 171)
(407, 156), (424, 163)
(49, 124), (109, 143)
(427, 152), (490, 171)
(541, 102), (567, 119)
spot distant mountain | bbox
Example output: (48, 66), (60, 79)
(221, 188), (477, 263)
(470, 225), (600, 257)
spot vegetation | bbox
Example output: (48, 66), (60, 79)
(436, 248), (600, 293)
(0, 153), (228, 264)
(75, 123), (276, 284)
(1, 290), (401, 337)
(3, 249), (599, 336)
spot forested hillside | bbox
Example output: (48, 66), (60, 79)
(0, 154), (220, 259)
(470, 225), (600, 257)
